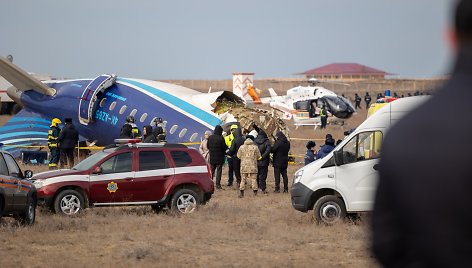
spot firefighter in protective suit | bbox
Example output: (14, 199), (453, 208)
(120, 116), (141, 139)
(48, 118), (61, 169)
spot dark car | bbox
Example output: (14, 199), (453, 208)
(32, 142), (214, 216)
(0, 150), (36, 225)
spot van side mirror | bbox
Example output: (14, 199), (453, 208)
(24, 170), (33, 179)
(333, 151), (344, 166)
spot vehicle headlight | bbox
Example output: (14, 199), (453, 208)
(293, 169), (304, 184)
(33, 179), (44, 189)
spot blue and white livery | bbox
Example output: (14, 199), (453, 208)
(0, 57), (242, 156)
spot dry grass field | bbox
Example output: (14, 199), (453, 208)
(0, 108), (380, 267)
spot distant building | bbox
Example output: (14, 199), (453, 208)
(299, 63), (390, 81)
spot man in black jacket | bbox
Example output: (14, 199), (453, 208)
(57, 118), (79, 168)
(207, 125), (227, 189)
(372, 1), (472, 266)
(364, 92), (372, 108)
(227, 127), (244, 187)
(142, 125), (157, 143)
(271, 131), (290, 193)
(254, 129), (271, 193)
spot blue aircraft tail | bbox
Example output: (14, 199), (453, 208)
(0, 108), (52, 157)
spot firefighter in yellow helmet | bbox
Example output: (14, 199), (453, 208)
(48, 118), (61, 169)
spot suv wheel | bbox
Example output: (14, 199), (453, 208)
(54, 189), (85, 216)
(171, 189), (199, 214)
(313, 195), (346, 224)
(19, 196), (36, 225)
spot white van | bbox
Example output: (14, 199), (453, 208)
(290, 96), (429, 224)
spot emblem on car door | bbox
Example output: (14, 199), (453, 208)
(107, 181), (118, 193)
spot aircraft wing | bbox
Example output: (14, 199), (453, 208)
(0, 57), (55, 96)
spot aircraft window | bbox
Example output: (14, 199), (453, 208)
(150, 117), (158, 126)
(99, 98), (107, 108)
(109, 101), (117, 111)
(170, 125), (178, 134)
(163, 121), (167, 128)
(294, 101), (310, 111)
(130, 109), (137, 117)
(179, 128), (187, 138)
(189, 133), (198, 142)
(140, 113), (148, 123)
(119, 105), (127, 115)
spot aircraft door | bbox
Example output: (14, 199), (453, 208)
(78, 74), (117, 125)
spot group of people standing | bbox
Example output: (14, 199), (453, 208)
(354, 92), (372, 109)
(48, 118), (79, 169)
(120, 116), (166, 143)
(304, 134), (338, 166)
(200, 124), (291, 197)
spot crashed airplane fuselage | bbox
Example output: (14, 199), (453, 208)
(0, 57), (288, 156)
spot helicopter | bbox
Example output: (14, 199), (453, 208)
(247, 78), (356, 128)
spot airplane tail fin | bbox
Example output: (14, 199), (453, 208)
(246, 85), (261, 104)
(233, 83), (262, 104)
(0, 108), (87, 158)
(0, 108), (50, 157)
(268, 88), (278, 97)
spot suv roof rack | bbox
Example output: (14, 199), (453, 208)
(104, 142), (188, 152)
(132, 143), (188, 148)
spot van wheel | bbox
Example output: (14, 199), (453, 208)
(54, 189), (85, 216)
(171, 189), (199, 214)
(313, 195), (346, 224)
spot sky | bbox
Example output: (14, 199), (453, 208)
(1, 0), (454, 80)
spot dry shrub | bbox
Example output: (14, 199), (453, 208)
(122, 245), (156, 261)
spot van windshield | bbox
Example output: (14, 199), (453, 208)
(72, 151), (112, 171)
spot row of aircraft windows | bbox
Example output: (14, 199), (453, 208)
(99, 98), (199, 142)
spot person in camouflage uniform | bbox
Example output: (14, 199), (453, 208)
(236, 137), (261, 198)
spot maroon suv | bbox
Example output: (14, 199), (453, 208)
(32, 143), (214, 215)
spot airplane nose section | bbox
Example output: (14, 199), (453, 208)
(7, 86), (24, 107)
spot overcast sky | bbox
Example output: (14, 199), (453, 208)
(1, 0), (454, 80)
